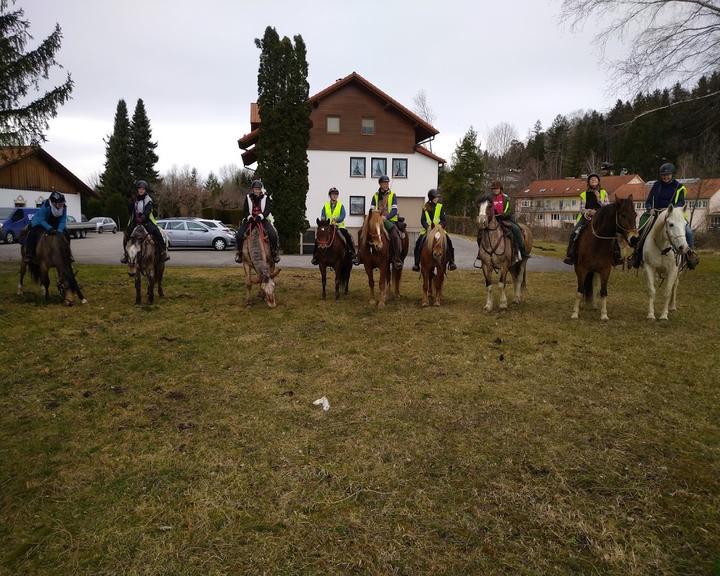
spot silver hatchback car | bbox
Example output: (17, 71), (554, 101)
(157, 218), (236, 251)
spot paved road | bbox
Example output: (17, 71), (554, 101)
(0, 232), (569, 272)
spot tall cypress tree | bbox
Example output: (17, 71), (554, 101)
(254, 26), (310, 253)
(0, 0), (73, 145)
(129, 98), (159, 185)
(97, 99), (132, 224)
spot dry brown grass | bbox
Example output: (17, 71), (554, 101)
(1, 259), (718, 575)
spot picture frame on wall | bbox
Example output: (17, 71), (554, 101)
(349, 196), (365, 216)
(392, 158), (408, 178)
(371, 157), (387, 178)
(350, 157), (366, 177)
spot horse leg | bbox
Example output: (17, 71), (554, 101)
(498, 267), (509, 310)
(320, 263), (327, 300)
(434, 270), (443, 307)
(393, 266), (402, 299)
(334, 265), (341, 301)
(18, 260), (26, 295)
(378, 266), (388, 308)
(591, 274), (601, 309)
(156, 261), (164, 298)
(135, 272), (142, 305)
(644, 263), (656, 320)
(669, 274), (679, 313)
(147, 272), (155, 305)
(511, 265), (522, 304)
(599, 266), (611, 322)
(572, 267), (584, 320)
(365, 265), (376, 305)
(41, 266), (50, 302)
(421, 268), (430, 307)
(659, 266), (679, 320)
(483, 265), (494, 312)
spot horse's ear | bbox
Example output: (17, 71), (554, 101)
(316, 218), (321, 226)
(668, 204), (674, 213)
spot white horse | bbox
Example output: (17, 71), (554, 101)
(642, 205), (690, 321)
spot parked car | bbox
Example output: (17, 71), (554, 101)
(66, 215), (96, 239)
(89, 217), (118, 233)
(196, 219), (235, 235)
(156, 218), (236, 250)
(0, 207), (38, 243)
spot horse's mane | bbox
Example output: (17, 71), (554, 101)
(591, 202), (617, 233)
(427, 225), (447, 251)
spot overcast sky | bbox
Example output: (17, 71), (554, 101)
(21, 0), (627, 183)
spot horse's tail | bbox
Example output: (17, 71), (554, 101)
(28, 260), (41, 284)
(583, 272), (594, 301)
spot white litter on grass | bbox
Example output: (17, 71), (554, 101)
(313, 396), (330, 411)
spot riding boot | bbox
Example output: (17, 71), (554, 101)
(391, 229), (403, 268)
(412, 237), (422, 271)
(311, 241), (319, 266)
(447, 240), (457, 271)
(563, 236), (576, 265)
(630, 242), (644, 269)
(612, 241), (624, 266)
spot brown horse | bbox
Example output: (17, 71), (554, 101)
(18, 231), (86, 305)
(476, 197), (533, 312)
(571, 196), (638, 321)
(127, 225), (165, 305)
(357, 209), (393, 307)
(315, 218), (352, 300)
(242, 219), (280, 308)
(419, 225), (448, 307)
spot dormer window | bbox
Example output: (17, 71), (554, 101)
(326, 116), (340, 133)
(361, 118), (375, 135)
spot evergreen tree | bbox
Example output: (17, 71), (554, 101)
(205, 172), (222, 197)
(0, 0), (73, 145)
(254, 26), (311, 253)
(129, 98), (159, 185)
(97, 99), (133, 224)
(441, 127), (484, 217)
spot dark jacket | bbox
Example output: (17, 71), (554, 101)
(242, 193), (272, 221)
(133, 195), (156, 225)
(645, 179), (686, 210)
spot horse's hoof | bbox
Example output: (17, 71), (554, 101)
(668, 306), (677, 312)
(600, 315), (609, 322)
(421, 301), (428, 307)
(647, 314), (656, 321)
(659, 315), (668, 321)
(571, 313), (578, 320)
(16, 289), (22, 296)
(81, 299), (88, 304)
(499, 304), (508, 310)
(433, 301), (441, 307)
(484, 305), (492, 312)
(378, 301), (385, 309)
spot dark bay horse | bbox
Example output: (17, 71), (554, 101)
(242, 220), (280, 308)
(571, 196), (638, 321)
(315, 218), (352, 300)
(127, 224), (165, 305)
(419, 225), (448, 307)
(476, 197), (533, 312)
(18, 232), (86, 305)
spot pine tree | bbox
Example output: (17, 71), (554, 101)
(97, 100), (133, 224)
(0, 0), (73, 145)
(441, 127), (484, 217)
(205, 172), (222, 197)
(129, 98), (159, 185)
(254, 26), (311, 253)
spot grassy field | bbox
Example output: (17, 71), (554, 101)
(1, 256), (719, 575)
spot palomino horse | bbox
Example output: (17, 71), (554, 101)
(315, 218), (352, 300)
(571, 197), (638, 321)
(642, 205), (696, 320)
(18, 232), (86, 305)
(358, 209), (393, 307)
(127, 225), (165, 305)
(242, 219), (280, 308)
(419, 225), (449, 307)
(476, 196), (533, 312)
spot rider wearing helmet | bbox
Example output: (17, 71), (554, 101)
(563, 173), (608, 265)
(235, 179), (280, 263)
(311, 186), (359, 266)
(489, 181), (528, 261)
(121, 180), (169, 262)
(370, 175), (404, 268)
(630, 162), (696, 268)
(412, 188), (457, 271)
(23, 190), (68, 263)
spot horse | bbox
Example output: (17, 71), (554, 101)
(641, 205), (696, 320)
(315, 218), (352, 300)
(357, 209), (393, 307)
(571, 197), (638, 321)
(476, 196), (533, 312)
(126, 224), (165, 305)
(419, 225), (449, 307)
(18, 231), (86, 305)
(242, 219), (280, 308)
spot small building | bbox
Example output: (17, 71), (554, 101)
(516, 175), (643, 228)
(0, 146), (94, 220)
(237, 72), (445, 240)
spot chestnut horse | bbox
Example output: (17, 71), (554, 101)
(419, 225), (448, 307)
(127, 224), (165, 305)
(476, 196), (533, 312)
(315, 218), (352, 300)
(571, 196), (638, 321)
(357, 209), (392, 307)
(242, 219), (280, 308)
(18, 231), (86, 305)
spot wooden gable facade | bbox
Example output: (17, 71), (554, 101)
(0, 147), (93, 198)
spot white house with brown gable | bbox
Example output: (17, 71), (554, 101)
(237, 72), (445, 238)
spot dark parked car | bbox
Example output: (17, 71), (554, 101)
(0, 207), (38, 243)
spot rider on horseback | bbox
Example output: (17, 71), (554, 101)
(311, 187), (359, 266)
(563, 173), (609, 265)
(630, 163), (697, 269)
(23, 191), (68, 264)
(121, 180), (169, 263)
(235, 180), (280, 264)
(489, 181), (528, 261)
(371, 175), (404, 268)
(412, 188), (457, 272)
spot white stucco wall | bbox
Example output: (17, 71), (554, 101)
(305, 150), (440, 230)
(0, 188), (82, 220)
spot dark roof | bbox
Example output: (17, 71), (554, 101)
(0, 146), (96, 197)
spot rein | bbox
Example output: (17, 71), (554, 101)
(317, 224), (337, 249)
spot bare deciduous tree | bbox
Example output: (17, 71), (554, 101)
(413, 89), (436, 151)
(560, 0), (720, 93)
(487, 122), (519, 157)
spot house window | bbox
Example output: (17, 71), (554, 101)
(361, 118), (375, 135)
(392, 158), (407, 178)
(349, 196), (365, 216)
(711, 216), (720, 228)
(371, 158), (387, 179)
(326, 116), (340, 133)
(350, 157), (366, 178)
(536, 214), (544, 221)
(551, 213), (560, 221)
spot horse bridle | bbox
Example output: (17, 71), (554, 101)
(316, 224), (337, 250)
(590, 204), (634, 241)
(478, 205), (507, 257)
(660, 216), (686, 257)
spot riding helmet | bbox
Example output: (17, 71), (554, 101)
(135, 179), (148, 190)
(378, 175), (390, 184)
(49, 191), (65, 205)
(328, 187), (339, 196)
(251, 179), (263, 189)
(659, 163), (675, 175)
(427, 188), (440, 201)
